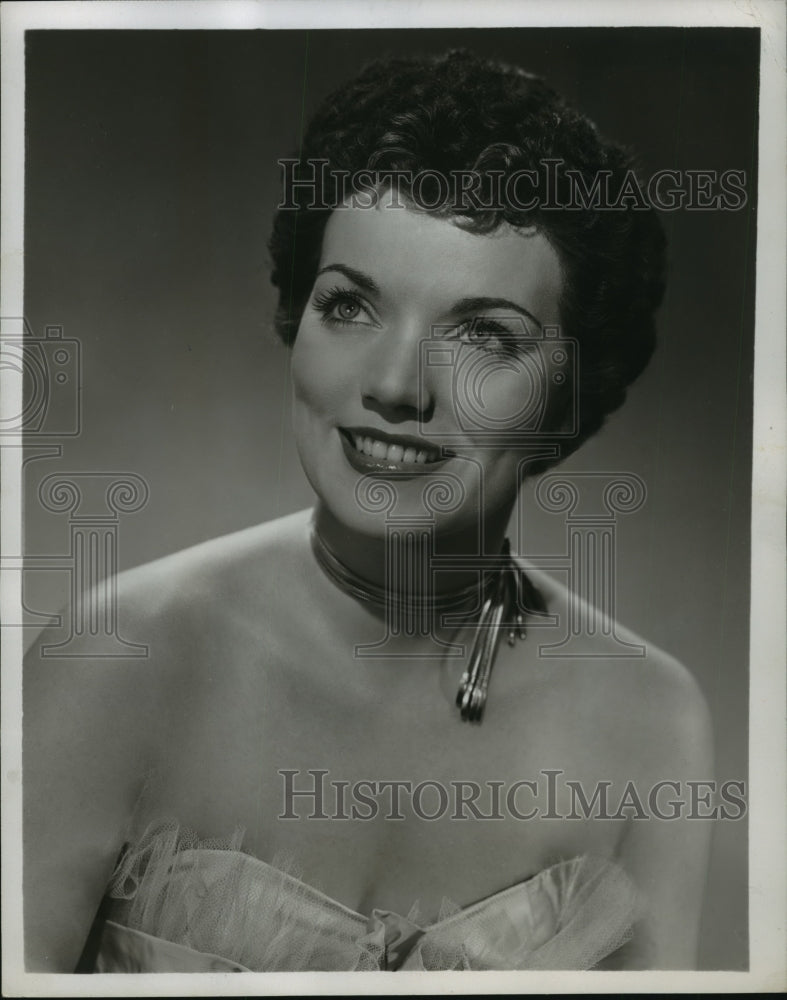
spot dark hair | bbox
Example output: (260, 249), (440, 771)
(269, 49), (666, 469)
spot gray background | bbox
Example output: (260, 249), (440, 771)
(22, 27), (757, 969)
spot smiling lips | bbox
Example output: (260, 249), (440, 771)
(341, 428), (452, 469)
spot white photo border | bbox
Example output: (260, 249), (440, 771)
(2, 1), (785, 995)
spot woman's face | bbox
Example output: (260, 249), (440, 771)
(291, 200), (566, 537)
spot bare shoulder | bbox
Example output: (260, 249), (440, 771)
(520, 562), (714, 778)
(113, 507), (313, 628)
(519, 569), (716, 968)
(22, 510), (313, 970)
(26, 508), (313, 695)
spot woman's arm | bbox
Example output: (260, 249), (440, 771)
(613, 657), (715, 969)
(23, 581), (170, 972)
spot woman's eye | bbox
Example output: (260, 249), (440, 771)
(312, 287), (374, 327)
(455, 318), (519, 352)
(335, 299), (361, 321)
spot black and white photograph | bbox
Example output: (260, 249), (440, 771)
(2, 0), (785, 994)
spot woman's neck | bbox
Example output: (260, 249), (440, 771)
(312, 501), (514, 598)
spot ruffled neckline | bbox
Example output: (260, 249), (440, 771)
(168, 843), (596, 926)
(100, 821), (641, 972)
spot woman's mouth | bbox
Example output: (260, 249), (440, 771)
(339, 428), (453, 472)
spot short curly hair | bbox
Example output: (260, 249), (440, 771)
(269, 49), (666, 470)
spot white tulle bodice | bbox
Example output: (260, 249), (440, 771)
(95, 821), (640, 972)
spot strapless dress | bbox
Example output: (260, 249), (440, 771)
(93, 822), (639, 972)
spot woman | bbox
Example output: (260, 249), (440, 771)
(23, 49), (713, 972)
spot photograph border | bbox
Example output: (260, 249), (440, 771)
(2, 1), (785, 995)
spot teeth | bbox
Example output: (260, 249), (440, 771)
(349, 432), (440, 466)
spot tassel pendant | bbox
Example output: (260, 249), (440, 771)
(455, 543), (543, 724)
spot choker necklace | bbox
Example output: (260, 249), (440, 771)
(310, 528), (547, 723)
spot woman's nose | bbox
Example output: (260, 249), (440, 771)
(360, 326), (434, 420)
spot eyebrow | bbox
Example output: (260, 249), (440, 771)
(315, 265), (544, 330)
(451, 296), (544, 331)
(316, 264), (380, 295)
